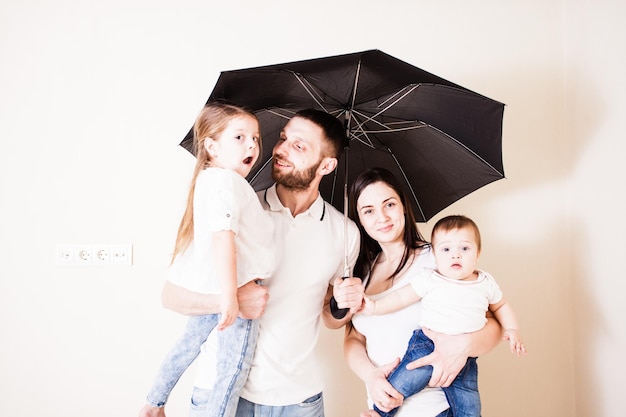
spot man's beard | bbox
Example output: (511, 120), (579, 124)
(272, 158), (321, 190)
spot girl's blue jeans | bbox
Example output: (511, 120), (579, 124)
(145, 314), (259, 417)
(190, 389), (325, 417)
(374, 329), (481, 417)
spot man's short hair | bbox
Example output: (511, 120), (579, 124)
(294, 109), (347, 158)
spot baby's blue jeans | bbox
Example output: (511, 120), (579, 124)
(375, 329), (480, 417)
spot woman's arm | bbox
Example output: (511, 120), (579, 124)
(161, 280), (268, 319)
(344, 326), (403, 412)
(406, 315), (502, 387)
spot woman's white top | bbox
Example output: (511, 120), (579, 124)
(351, 246), (449, 417)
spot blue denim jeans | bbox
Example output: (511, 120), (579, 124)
(374, 329), (480, 417)
(190, 389), (325, 417)
(146, 314), (259, 417)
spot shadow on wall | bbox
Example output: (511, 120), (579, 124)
(478, 217), (576, 416)
(565, 63), (611, 417)
(317, 325), (367, 416)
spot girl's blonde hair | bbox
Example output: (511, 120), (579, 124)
(172, 102), (260, 262)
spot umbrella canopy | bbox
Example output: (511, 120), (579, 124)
(180, 49), (505, 223)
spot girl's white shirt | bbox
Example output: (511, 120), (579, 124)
(167, 168), (275, 294)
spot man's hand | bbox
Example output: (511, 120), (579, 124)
(237, 280), (269, 320)
(405, 328), (471, 387)
(332, 276), (365, 314)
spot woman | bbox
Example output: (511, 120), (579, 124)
(344, 168), (501, 417)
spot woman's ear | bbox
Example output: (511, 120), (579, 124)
(318, 157), (338, 176)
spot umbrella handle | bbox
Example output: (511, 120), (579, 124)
(332, 137), (352, 321)
(329, 276), (349, 319)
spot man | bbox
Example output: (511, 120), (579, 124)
(161, 109), (364, 417)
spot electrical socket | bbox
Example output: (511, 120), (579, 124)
(93, 246), (110, 265)
(76, 247), (93, 264)
(111, 245), (132, 265)
(56, 244), (132, 266)
(57, 246), (75, 264)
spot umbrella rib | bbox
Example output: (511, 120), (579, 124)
(352, 119), (502, 177)
(429, 125), (505, 176)
(346, 85), (421, 142)
(356, 123), (429, 135)
(334, 56), (362, 138)
(349, 110), (502, 177)
(387, 150), (427, 221)
(349, 58), (362, 113)
(290, 72), (329, 112)
(348, 113), (423, 146)
(348, 112), (376, 148)
(248, 156), (274, 184)
(266, 108), (297, 120)
(349, 111), (428, 148)
(377, 85), (419, 111)
(370, 85), (420, 121)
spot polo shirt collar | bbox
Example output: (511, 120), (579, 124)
(264, 184), (326, 221)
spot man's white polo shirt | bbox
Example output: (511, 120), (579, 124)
(194, 184), (360, 406)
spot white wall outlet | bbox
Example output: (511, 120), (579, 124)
(93, 246), (111, 265)
(57, 246), (75, 264)
(56, 244), (133, 266)
(76, 246), (93, 264)
(111, 245), (132, 265)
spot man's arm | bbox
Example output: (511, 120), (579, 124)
(406, 315), (502, 387)
(323, 222), (362, 328)
(161, 280), (268, 319)
(322, 277), (364, 329)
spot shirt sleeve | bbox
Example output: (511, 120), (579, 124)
(410, 267), (432, 298)
(197, 170), (241, 235)
(206, 186), (238, 233)
(485, 273), (504, 304)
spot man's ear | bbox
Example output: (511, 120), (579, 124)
(318, 157), (338, 176)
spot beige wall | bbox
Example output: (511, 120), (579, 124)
(1, 1), (624, 416)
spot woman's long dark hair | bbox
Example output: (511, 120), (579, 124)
(349, 168), (428, 289)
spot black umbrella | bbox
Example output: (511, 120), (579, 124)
(181, 49), (504, 222)
(180, 50), (505, 316)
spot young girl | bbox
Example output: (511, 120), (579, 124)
(139, 102), (275, 417)
(359, 214), (526, 417)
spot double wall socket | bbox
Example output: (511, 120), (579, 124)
(56, 244), (133, 266)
